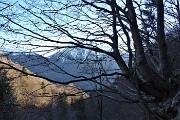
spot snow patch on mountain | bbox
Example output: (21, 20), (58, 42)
(7, 48), (125, 90)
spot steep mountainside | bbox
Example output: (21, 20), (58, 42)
(0, 55), (88, 107)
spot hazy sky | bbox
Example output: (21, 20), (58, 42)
(0, 0), (114, 57)
(0, 0), (178, 57)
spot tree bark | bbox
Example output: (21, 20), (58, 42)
(126, 0), (173, 96)
(156, 0), (172, 77)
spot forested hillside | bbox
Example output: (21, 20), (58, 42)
(0, 55), (89, 119)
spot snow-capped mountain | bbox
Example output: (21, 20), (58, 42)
(8, 48), (120, 90)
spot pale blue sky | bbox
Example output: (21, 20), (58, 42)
(0, 0), (179, 56)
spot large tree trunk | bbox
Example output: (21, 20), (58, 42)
(156, 0), (172, 77)
(126, 0), (173, 98)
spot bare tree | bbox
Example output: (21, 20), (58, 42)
(0, 0), (180, 119)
